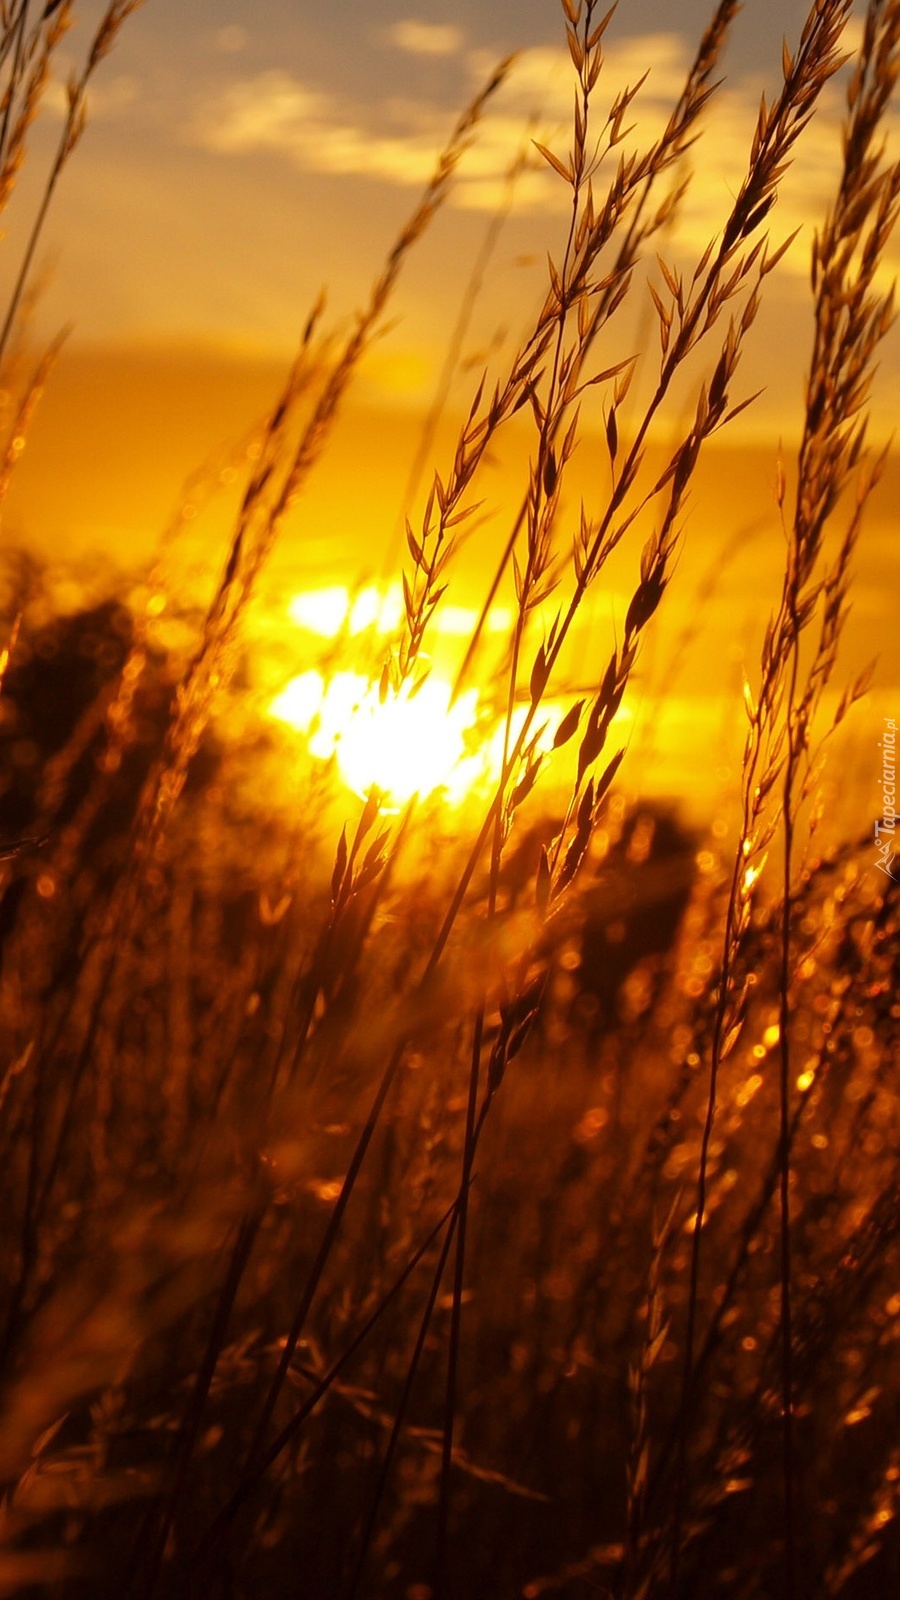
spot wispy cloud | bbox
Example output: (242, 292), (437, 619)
(388, 20), (465, 59)
(193, 69), (444, 186)
(189, 36), (692, 205)
(188, 38), (898, 277)
(44, 69), (140, 120)
(478, 35), (691, 126)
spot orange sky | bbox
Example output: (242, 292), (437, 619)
(8, 343), (896, 704)
(4, 1), (897, 427)
(3, 0), (897, 552)
(1, 1), (898, 827)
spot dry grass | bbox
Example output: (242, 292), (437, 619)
(0, 1), (898, 1597)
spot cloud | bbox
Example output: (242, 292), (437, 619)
(189, 38), (694, 208)
(44, 70), (140, 120)
(481, 35), (691, 128)
(196, 72), (333, 153)
(193, 70), (443, 186)
(188, 40), (900, 277)
(388, 20), (465, 58)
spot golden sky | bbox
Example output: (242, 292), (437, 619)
(7, 0), (897, 430)
(2, 0), (898, 821)
(1, 2), (897, 644)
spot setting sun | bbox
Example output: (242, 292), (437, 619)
(271, 667), (486, 802)
(269, 586), (599, 802)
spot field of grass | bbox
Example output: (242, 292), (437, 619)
(0, 1), (899, 1597)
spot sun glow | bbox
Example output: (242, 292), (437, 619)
(270, 668), (493, 803)
(287, 583), (513, 640)
(269, 584), (628, 805)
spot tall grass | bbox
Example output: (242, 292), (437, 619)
(0, 2), (898, 1598)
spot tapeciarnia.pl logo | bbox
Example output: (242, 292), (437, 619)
(875, 716), (897, 881)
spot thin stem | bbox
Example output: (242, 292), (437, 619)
(186, 1201), (459, 1582)
(0, 0), (30, 172)
(128, 1205), (266, 1600)
(350, 1211), (458, 1600)
(434, 1011), (482, 1599)
(778, 607), (801, 1600)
